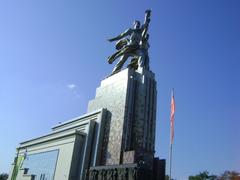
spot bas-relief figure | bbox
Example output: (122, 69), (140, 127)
(107, 10), (151, 75)
(87, 166), (145, 180)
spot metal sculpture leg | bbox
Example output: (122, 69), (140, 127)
(111, 55), (129, 75)
(137, 52), (149, 70)
(144, 54), (149, 70)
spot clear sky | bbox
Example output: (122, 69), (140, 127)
(0, 0), (239, 179)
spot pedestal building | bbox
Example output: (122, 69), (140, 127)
(88, 68), (157, 169)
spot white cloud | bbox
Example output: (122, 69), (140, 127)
(66, 84), (81, 98)
(67, 84), (77, 90)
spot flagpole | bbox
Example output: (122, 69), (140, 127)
(169, 141), (173, 180)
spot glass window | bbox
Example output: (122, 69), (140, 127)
(22, 150), (59, 180)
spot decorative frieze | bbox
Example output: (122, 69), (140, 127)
(86, 164), (152, 180)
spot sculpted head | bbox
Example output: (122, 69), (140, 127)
(133, 20), (140, 29)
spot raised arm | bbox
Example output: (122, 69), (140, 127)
(141, 28), (148, 40)
(142, 9), (151, 30)
(144, 10), (151, 26)
(108, 28), (132, 42)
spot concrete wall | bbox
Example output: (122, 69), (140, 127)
(17, 133), (81, 180)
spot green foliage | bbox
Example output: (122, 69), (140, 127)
(220, 171), (240, 180)
(0, 173), (8, 180)
(189, 170), (240, 180)
(189, 171), (211, 180)
(165, 175), (175, 180)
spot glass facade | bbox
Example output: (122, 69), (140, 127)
(22, 150), (59, 180)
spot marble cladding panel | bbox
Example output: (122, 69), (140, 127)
(122, 151), (135, 164)
(87, 71), (130, 165)
(131, 72), (157, 155)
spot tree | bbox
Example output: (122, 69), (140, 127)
(189, 170), (240, 180)
(220, 171), (240, 180)
(165, 175), (175, 180)
(189, 171), (216, 180)
(0, 173), (8, 180)
(165, 175), (170, 180)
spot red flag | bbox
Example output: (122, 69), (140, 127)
(170, 90), (175, 144)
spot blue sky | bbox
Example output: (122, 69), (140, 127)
(0, 0), (239, 179)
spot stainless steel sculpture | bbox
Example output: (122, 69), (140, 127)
(108, 10), (151, 75)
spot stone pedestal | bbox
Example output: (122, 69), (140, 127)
(88, 68), (157, 168)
